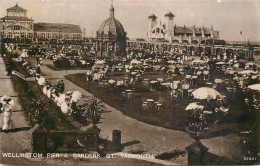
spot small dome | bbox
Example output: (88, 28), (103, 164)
(98, 17), (125, 38)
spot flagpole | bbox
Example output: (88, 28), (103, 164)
(240, 31), (242, 48)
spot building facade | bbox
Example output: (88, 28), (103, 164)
(96, 3), (127, 56)
(0, 3), (34, 39)
(34, 23), (82, 40)
(147, 12), (220, 45)
(0, 3), (82, 40)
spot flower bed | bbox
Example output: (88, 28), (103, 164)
(10, 64), (76, 131)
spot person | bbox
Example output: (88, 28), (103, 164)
(1, 96), (14, 133)
(59, 80), (65, 94)
(36, 57), (40, 65)
(56, 80), (65, 94)
(36, 64), (41, 75)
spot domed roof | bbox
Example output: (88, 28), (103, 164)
(97, 5), (125, 39)
(98, 17), (125, 38)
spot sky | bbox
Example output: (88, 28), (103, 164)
(0, 0), (260, 42)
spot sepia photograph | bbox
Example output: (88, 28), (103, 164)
(0, 0), (259, 165)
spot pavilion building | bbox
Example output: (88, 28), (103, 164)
(147, 12), (220, 45)
(0, 3), (82, 40)
(0, 3), (34, 39)
(96, 2), (127, 56)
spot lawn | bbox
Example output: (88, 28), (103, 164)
(66, 70), (258, 135)
(66, 72), (192, 130)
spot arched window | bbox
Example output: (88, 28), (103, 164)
(7, 32), (12, 38)
(41, 33), (46, 39)
(21, 32), (26, 38)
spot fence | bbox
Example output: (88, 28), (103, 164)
(32, 128), (100, 154)
(12, 70), (34, 81)
(186, 141), (236, 165)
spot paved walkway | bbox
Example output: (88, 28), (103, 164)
(0, 57), (33, 165)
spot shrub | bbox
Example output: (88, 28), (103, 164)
(53, 57), (70, 68)
(133, 82), (150, 92)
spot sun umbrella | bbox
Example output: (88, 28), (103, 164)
(248, 84), (260, 92)
(215, 79), (223, 84)
(38, 77), (46, 86)
(216, 62), (229, 65)
(192, 87), (221, 100)
(185, 103), (204, 110)
(71, 91), (82, 103)
(167, 60), (177, 64)
(130, 59), (142, 66)
(61, 102), (69, 114)
(191, 59), (205, 65)
(95, 60), (106, 64)
(57, 94), (66, 106)
(108, 79), (116, 84)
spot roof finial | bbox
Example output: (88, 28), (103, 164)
(16, 0), (18, 6)
(109, 0), (114, 18)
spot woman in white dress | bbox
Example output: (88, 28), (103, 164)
(1, 96), (14, 132)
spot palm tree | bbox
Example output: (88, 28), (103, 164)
(83, 97), (105, 123)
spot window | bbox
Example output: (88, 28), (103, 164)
(41, 33), (45, 39)
(47, 33), (51, 39)
(21, 32), (26, 38)
(7, 32), (12, 38)
(28, 33), (33, 39)
(14, 25), (20, 30)
(53, 33), (58, 39)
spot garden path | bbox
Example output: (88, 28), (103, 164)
(0, 57), (33, 164)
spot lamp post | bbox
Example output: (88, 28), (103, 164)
(172, 96), (174, 128)
(1, 18), (6, 56)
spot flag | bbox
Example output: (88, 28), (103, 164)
(240, 31), (242, 35)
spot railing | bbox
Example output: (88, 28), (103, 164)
(12, 70), (34, 81)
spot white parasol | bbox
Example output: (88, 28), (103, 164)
(38, 77), (46, 86)
(192, 87), (221, 100)
(95, 60), (106, 64)
(167, 60), (177, 64)
(191, 59), (205, 65)
(248, 84), (260, 92)
(185, 103), (204, 110)
(71, 91), (82, 103)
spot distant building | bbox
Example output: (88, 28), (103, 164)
(96, 2), (126, 56)
(34, 23), (82, 40)
(0, 3), (82, 40)
(0, 3), (34, 39)
(147, 12), (220, 45)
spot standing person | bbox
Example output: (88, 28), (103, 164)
(0, 100), (2, 131)
(1, 96), (14, 133)
(36, 57), (40, 65)
(60, 80), (65, 94)
(36, 64), (41, 75)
